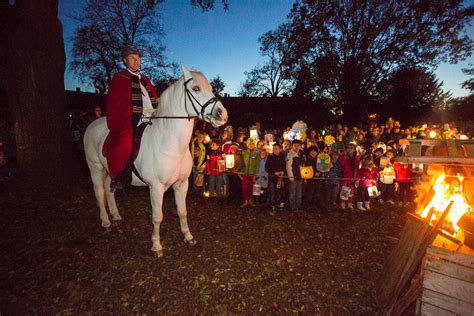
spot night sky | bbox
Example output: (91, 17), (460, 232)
(59, 0), (474, 97)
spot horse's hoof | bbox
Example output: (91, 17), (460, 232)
(184, 238), (197, 246)
(112, 215), (122, 221)
(155, 249), (164, 258)
(104, 226), (112, 233)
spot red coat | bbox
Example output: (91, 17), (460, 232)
(205, 152), (224, 176)
(105, 70), (158, 178)
(394, 162), (416, 183)
(339, 153), (360, 185)
(358, 166), (379, 188)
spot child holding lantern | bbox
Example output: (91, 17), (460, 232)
(339, 143), (360, 210)
(239, 138), (260, 208)
(205, 139), (225, 198)
(265, 143), (286, 211)
(356, 155), (379, 211)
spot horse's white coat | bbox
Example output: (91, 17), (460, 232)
(83, 65), (227, 255)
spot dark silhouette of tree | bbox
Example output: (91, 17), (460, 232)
(239, 24), (293, 97)
(377, 68), (451, 124)
(191, 0), (228, 11)
(283, 0), (473, 121)
(210, 76), (226, 96)
(450, 65), (474, 119)
(461, 65), (474, 92)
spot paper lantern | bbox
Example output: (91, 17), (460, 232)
(300, 166), (314, 179)
(317, 153), (331, 172)
(250, 129), (258, 140)
(217, 160), (225, 172)
(252, 184), (262, 196)
(225, 154), (235, 169)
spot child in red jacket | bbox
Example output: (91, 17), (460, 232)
(205, 140), (225, 197)
(393, 162), (417, 207)
(339, 143), (361, 210)
(356, 155), (379, 211)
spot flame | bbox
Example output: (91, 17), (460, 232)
(417, 172), (471, 236)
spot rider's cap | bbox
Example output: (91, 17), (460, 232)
(121, 45), (141, 59)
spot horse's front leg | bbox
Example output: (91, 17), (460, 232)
(173, 179), (196, 245)
(149, 183), (166, 257)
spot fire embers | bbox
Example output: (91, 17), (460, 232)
(415, 166), (473, 242)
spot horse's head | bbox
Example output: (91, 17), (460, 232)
(181, 65), (228, 128)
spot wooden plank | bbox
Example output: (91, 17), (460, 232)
(427, 246), (474, 268)
(421, 288), (474, 315)
(424, 256), (474, 283)
(464, 144), (474, 158)
(408, 142), (422, 157)
(423, 270), (474, 304)
(447, 139), (459, 157)
(420, 301), (458, 316)
(394, 156), (474, 165)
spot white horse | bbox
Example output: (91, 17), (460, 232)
(83, 65), (228, 257)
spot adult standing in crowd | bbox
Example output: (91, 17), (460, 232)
(105, 45), (159, 190)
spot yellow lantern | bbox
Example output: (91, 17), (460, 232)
(300, 166), (314, 179)
(225, 154), (235, 169)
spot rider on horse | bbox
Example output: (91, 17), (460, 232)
(106, 45), (159, 190)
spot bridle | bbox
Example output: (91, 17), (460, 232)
(147, 77), (220, 121)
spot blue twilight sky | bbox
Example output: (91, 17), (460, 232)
(59, 0), (474, 97)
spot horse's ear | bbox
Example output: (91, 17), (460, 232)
(181, 65), (192, 81)
(191, 67), (197, 71)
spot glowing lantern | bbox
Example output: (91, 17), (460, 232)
(225, 154), (235, 169)
(250, 129), (258, 140)
(317, 153), (331, 172)
(429, 130), (437, 138)
(300, 166), (314, 179)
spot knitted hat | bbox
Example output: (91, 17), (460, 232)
(121, 45), (141, 58)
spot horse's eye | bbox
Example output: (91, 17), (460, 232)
(192, 86), (200, 92)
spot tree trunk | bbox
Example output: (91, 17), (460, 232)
(0, 0), (72, 185)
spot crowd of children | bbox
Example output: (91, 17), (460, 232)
(189, 118), (467, 212)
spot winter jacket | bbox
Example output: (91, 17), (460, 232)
(339, 153), (360, 180)
(286, 149), (303, 180)
(240, 149), (259, 176)
(358, 166), (379, 188)
(255, 158), (268, 188)
(394, 163), (416, 183)
(190, 139), (207, 171)
(326, 161), (342, 185)
(265, 153), (286, 183)
(205, 149), (224, 176)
